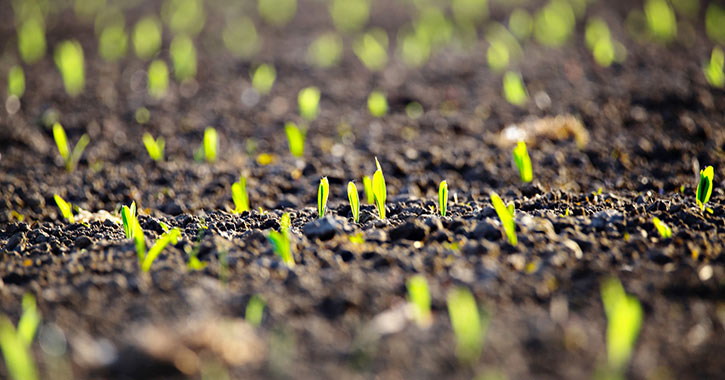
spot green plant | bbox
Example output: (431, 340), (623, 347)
(601, 278), (642, 374)
(258, 0), (297, 27)
(696, 165), (714, 212)
(245, 294), (266, 327)
(704, 47), (724, 88)
(503, 71), (528, 106)
(451, 0), (488, 25)
(447, 287), (488, 363)
(135, 107), (151, 124)
(652, 217), (672, 239)
(367, 90), (388, 117)
(329, 0), (369, 33)
(318, 177), (329, 219)
(142, 133), (165, 161)
(251, 64), (276, 95)
(490, 192), (516, 246)
(585, 18), (617, 67)
(706, 4), (725, 44)
(509, 8), (533, 41)
(347, 181), (360, 223)
(195, 127), (218, 163)
(397, 25), (432, 68)
(534, 0), (575, 47)
(0, 294), (40, 380)
(161, 0), (206, 36)
(121, 201), (137, 239)
(353, 28), (388, 71)
(512, 141), (533, 183)
(52, 122), (90, 172)
(54, 40), (85, 96)
(363, 175), (373, 204)
(407, 275), (432, 327)
(170, 35), (197, 82)
(298, 86), (321, 121)
(280, 212), (291, 232)
(486, 39), (509, 72)
(139, 227), (181, 272)
(7, 65), (25, 98)
(284, 122), (305, 157)
(17, 16), (46, 64)
(439, 180), (448, 217)
(54, 194), (74, 223)
(98, 24), (127, 61)
(269, 217), (294, 267)
(133, 16), (162, 59)
(372, 158), (386, 220)
(644, 0), (677, 42)
(223, 16), (260, 59)
(307, 33), (342, 68)
(232, 176), (250, 213)
(148, 59), (169, 99)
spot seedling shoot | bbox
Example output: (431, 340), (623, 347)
(439, 180), (448, 217)
(347, 181), (360, 223)
(318, 177), (330, 219)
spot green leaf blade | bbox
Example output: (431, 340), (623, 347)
(141, 228), (181, 272)
(490, 192), (517, 246)
(347, 181), (360, 223)
(318, 177), (329, 219)
(439, 180), (448, 217)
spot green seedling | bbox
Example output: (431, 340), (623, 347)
(601, 278), (643, 374)
(142, 133), (165, 161)
(307, 32), (342, 68)
(645, 0), (677, 42)
(487, 39), (509, 72)
(363, 175), (374, 204)
(140, 227), (181, 272)
(17, 16), (46, 64)
(284, 122), (305, 157)
(451, 0), (488, 25)
(258, 0), (297, 27)
(447, 287), (488, 363)
(704, 47), (724, 88)
(534, 0), (575, 47)
(170, 35), (197, 82)
(0, 294), (41, 380)
(706, 4), (725, 44)
(490, 192), (517, 246)
(298, 86), (321, 121)
(54, 194), (74, 223)
(347, 181), (360, 223)
(195, 127), (218, 163)
(509, 8), (533, 41)
(223, 16), (260, 59)
(186, 224), (208, 271)
(269, 223), (294, 267)
(133, 16), (162, 59)
(54, 40), (85, 96)
(503, 71), (528, 106)
(162, 0), (206, 36)
(121, 201), (137, 239)
(696, 165), (714, 212)
(251, 64), (276, 95)
(98, 24), (127, 61)
(439, 180), (448, 217)
(407, 275), (432, 328)
(232, 176), (250, 213)
(367, 90), (388, 117)
(372, 158), (386, 220)
(652, 217), (672, 239)
(585, 18), (617, 67)
(318, 177), (330, 219)
(353, 29), (388, 71)
(148, 59), (169, 99)
(405, 102), (424, 119)
(280, 212), (291, 232)
(135, 107), (151, 124)
(7, 65), (25, 98)
(329, 0), (369, 33)
(512, 141), (533, 183)
(245, 294), (266, 327)
(52, 122), (90, 172)
(397, 26), (432, 68)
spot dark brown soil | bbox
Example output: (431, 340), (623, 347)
(1, 1), (724, 379)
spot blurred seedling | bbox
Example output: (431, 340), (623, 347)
(600, 278), (642, 376)
(245, 294), (266, 327)
(0, 293), (41, 380)
(139, 227), (181, 272)
(704, 47), (724, 88)
(503, 71), (528, 106)
(223, 16), (260, 59)
(284, 122), (305, 157)
(307, 33), (342, 68)
(148, 60), (169, 99)
(490, 192), (516, 246)
(363, 175), (374, 204)
(329, 0), (369, 33)
(407, 275), (432, 328)
(298, 86), (321, 121)
(54, 40), (85, 96)
(439, 180), (448, 217)
(170, 35), (197, 82)
(644, 0), (677, 42)
(194, 127), (218, 163)
(7, 65), (25, 98)
(121, 201), (138, 239)
(447, 287), (489, 364)
(696, 165), (714, 213)
(348, 181), (360, 223)
(53, 194), (74, 223)
(98, 22), (128, 61)
(509, 8), (533, 41)
(318, 177), (330, 219)
(353, 28), (388, 71)
(706, 4), (725, 44)
(258, 0), (297, 27)
(512, 141), (532, 183)
(534, 0), (575, 47)
(17, 16), (46, 64)
(251, 64), (276, 95)
(133, 16), (162, 60)
(185, 225), (208, 271)
(142, 133), (165, 161)
(53, 122), (89, 172)
(269, 212), (294, 267)
(367, 90), (388, 117)
(372, 158), (387, 220)
(652, 217), (672, 239)
(232, 176), (250, 213)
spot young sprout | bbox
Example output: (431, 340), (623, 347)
(7, 65), (25, 98)
(52, 122), (90, 172)
(53, 194), (74, 223)
(0, 294), (40, 380)
(502, 70), (528, 106)
(347, 181), (360, 223)
(258, 0), (298, 27)
(148, 60), (169, 99)
(439, 180), (448, 217)
(533, 0), (575, 47)
(363, 175), (374, 204)
(353, 28), (388, 71)
(307, 32), (343, 68)
(280, 212), (291, 232)
(652, 217), (672, 239)
(195, 127), (219, 163)
(447, 287), (488, 363)
(696, 165), (714, 212)
(490, 192), (517, 246)
(170, 35), (197, 82)
(121, 201), (138, 239)
(704, 47), (724, 88)
(644, 0), (677, 42)
(142, 133), (165, 161)
(133, 218), (146, 261)
(512, 140), (533, 183)
(407, 275), (432, 328)
(231, 176), (250, 213)
(367, 90), (388, 117)
(601, 278), (643, 374)
(298, 86), (321, 121)
(54, 40), (85, 96)
(284, 122), (305, 157)
(318, 177), (330, 219)
(329, 0), (369, 33)
(372, 158), (387, 220)
(223, 17), (260, 59)
(245, 294), (266, 327)
(251, 64), (276, 95)
(269, 224), (294, 267)
(133, 16), (162, 60)
(18, 16), (46, 64)
(509, 8), (533, 41)
(140, 228), (181, 272)
(98, 23), (128, 62)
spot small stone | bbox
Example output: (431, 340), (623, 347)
(389, 220), (428, 241)
(161, 201), (184, 216)
(74, 236), (93, 249)
(6, 232), (26, 251)
(303, 217), (341, 241)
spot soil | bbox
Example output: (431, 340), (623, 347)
(1, 1), (725, 379)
